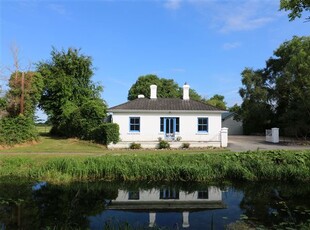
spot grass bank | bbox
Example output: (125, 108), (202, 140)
(0, 150), (309, 183)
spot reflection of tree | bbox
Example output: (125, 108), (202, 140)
(0, 178), (40, 229)
(236, 182), (310, 228)
(0, 180), (118, 229)
(32, 182), (118, 229)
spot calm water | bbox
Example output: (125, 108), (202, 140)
(0, 179), (309, 229)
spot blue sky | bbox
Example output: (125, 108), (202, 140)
(0, 0), (308, 119)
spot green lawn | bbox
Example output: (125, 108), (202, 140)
(0, 133), (229, 156)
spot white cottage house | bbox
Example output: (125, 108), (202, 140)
(108, 84), (228, 148)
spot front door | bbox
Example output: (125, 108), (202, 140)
(165, 118), (176, 140)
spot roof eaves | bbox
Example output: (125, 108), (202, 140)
(107, 109), (225, 113)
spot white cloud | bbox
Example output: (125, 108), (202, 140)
(222, 42), (241, 50)
(183, 0), (278, 33)
(164, 0), (182, 10)
(48, 4), (66, 15)
(212, 1), (276, 33)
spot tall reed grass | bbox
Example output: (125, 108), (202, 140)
(0, 150), (309, 183)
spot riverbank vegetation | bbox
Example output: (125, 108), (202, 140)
(0, 150), (309, 183)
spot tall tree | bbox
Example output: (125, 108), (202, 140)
(266, 36), (310, 137)
(37, 47), (107, 136)
(6, 71), (43, 118)
(238, 68), (273, 134)
(280, 0), (310, 21)
(238, 36), (310, 136)
(128, 74), (202, 101)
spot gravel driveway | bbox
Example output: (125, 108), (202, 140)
(228, 135), (310, 152)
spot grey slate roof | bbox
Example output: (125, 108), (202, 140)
(108, 98), (224, 111)
(222, 112), (235, 120)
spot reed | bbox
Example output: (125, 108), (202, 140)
(0, 150), (309, 183)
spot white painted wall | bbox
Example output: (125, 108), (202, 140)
(222, 116), (243, 135)
(112, 111), (222, 142)
(114, 187), (222, 202)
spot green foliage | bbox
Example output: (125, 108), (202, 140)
(100, 123), (120, 145)
(129, 142), (141, 149)
(0, 115), (38, 145)
(238, 36), (310, 136)
(267, 36), (310, 137)
(0, 150), (309, 182)
(127, 74), (202, 101)
(280, 0), (310, 21)
(158, 140), (170, 149)
(91, 123), (119, 145)
(228, 104), (242, 122)
(6, 71), (43, 118)
(203, 94), (227, 110)
(238, 68), (273, 134)
(37, 47), (107, 139)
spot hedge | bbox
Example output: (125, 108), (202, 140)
(0, 115), (38, 145)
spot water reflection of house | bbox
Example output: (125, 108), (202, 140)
(107, 187), (226, 228)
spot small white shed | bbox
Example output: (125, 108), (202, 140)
(222, 112), (243, 135)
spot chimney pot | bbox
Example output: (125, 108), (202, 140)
(150, 85), (157, 99)
(183, 84), (190, 100)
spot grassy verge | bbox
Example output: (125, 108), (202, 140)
(0, 150), (309, 183)
(0, 135), (227, 155)
(0, 136), (108, 154)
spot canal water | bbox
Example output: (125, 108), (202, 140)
(0, 180), (309, 229)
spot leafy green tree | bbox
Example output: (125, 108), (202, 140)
(228, 104), (242, 121)
(237, 36), (310, 137)
(266, 36), (310, 137)
(204, 94), (227, 110)
(280, 0), (310, 21)
(0, 86), (7, 116)
(238, 68), (273, 134)
(6, 71), (43, 118)
(37, 48), (107, 137)
(128, 74), (202, 100)
(128, 74), (179, 100)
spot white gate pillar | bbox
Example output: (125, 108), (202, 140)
(221, 127), (228, 147)
(272, 128), (279, 143)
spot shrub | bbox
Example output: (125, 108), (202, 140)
(129, 142), (141, 149)
(158, 140), (170, 149)
(0, 115), (38, 145)
(91, 123), (120, 145)
(181, 143), (190, 149)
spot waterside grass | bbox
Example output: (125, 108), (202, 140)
(0, 150), (309, 183)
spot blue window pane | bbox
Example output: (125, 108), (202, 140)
(198, 118), (208, 132)
(130, 117), (140, 132)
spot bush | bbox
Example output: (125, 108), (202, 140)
(91, 123), (120, 145)
(129, 142), (141, 149)
(181, 143), (190, 149)
(0, 115), (38, 145)
(158, 140), (170, 149)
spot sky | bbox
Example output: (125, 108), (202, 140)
(0, 0), (309, 120)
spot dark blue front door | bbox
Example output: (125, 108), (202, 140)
(164, 118), (176, 140)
